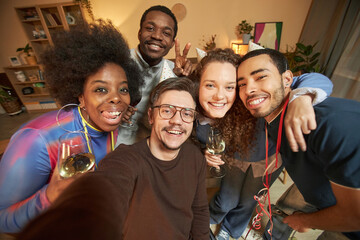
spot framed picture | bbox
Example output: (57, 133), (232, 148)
(254, 22), (283, 50)
(9, 56), (22, 66)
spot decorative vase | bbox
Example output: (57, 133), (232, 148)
(242, 34), (251, 44)
(14, 71), (27, 82)
(25, 56), (37, 65)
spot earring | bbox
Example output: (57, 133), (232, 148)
(82, 107), (90, 122)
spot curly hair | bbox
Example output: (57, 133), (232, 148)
(212, 98), (257, 163)
(189, 48), (257, 161)
(41, 19), (144, 106)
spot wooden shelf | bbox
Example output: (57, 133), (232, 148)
(47, 25), (64, 29)
(5, 2), (89, 113)
(13, 81), (46, 85)
(6, 64), (40, 69)
(22, 18), (41, 23)
(30, 38), (48, 42)
(23, 94), (50, 98)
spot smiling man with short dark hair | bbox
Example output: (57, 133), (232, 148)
(117, 5), (193, 145)
(237, 49), (360, 240)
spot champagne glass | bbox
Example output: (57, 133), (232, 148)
(206, 127), (226, 178)
(121, 89), (142, 129)
(58, 131), (95, 178)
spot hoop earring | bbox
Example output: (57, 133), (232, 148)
(81, 106), (90, 123)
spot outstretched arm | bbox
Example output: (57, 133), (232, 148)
(18, 172), (126, 240)
(0, 129), (52, 233)
(285, 73), (333, 152)
(284, 103), (360, 232)
(283, 182), (360, 232)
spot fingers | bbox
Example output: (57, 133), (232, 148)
(173, 67), (183, 77)
(46, 166), (80, 203)
(174, 39), (180, 57)
(285, 123), (305, 152)
(285, 95), (317, 152)
(182, 60), (193, 76)
(182, 42), (191, 58)
(204, 150), (224, 168)
(307, 117), (317, 131)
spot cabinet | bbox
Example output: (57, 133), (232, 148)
(4, 2), (89, 113)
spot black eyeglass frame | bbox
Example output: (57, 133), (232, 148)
(151, 104), (197, 123)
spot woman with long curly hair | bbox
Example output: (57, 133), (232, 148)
(190, 48), (333, 240)
(0, 20), (143, 233)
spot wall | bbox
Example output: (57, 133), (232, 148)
(0, 0), (313, 73)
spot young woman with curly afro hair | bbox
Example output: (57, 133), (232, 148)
(0, 19), (143, 234)
(189, 48), (333, 240)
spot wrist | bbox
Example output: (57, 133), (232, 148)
(289, 87), (327, 106)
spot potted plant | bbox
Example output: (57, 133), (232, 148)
(284, 42), (323, 75)
(73, 0), (94, 20)
(202, 34), (217, 51)
(236, 20), (254, 44)
(16, 43), (37, 65)
(0, 85), (22, 115)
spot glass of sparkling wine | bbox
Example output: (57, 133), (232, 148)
(206, 128), (226, 178)
(58, 131), (95, 178)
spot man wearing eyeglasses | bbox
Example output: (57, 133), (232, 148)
(18, 77), (209, 240)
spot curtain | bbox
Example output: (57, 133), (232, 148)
(299, 0), (360, 100)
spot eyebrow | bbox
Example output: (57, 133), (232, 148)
(203, 79), (236, 84)
(237, 68), (269, 81)
(89, 80), (128, 85)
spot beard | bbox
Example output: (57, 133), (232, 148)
(160, 127), (188, 151)
(248, 79), (285, 118)
(161, 141), (182, 151)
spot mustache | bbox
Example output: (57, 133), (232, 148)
(246, 94), (268, 102)
(162, 126), (186, 134)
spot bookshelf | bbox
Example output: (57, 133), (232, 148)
(5, 2), (89, 113)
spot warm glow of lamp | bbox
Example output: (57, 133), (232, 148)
(231, 41), (249, 56)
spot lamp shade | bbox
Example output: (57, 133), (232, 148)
(231, 42), (249, 56)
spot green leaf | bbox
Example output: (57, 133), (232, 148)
(294, 56), (305, 62)
(304, 45), (313, 56)
(310, 52), (320, 61)
(310, 60), (319, 68)
(296, 43), (306, 51)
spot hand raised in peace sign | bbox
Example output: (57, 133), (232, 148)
(173, 39), (193, 76)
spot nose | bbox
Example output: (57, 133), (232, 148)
(214, 87), (225, 100)
(151, 28), (162, 40)
(169, 110), (182, 125)
(108, 91), (122, 104)
(244, 80), (257, 96)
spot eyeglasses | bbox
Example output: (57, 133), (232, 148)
(151, 104), (197, 123)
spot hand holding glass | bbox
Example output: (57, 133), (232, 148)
(58, 131), (95, 178)
(121, 89), (142, 129)
(206, 128), (226, 178)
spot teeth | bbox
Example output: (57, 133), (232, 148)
(249, 98), (264, 105)
(168, 130), (182, 135)
(211, 103), (225, 107)
(109, 111), (121, 116)
(149, 44), (161, 49)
